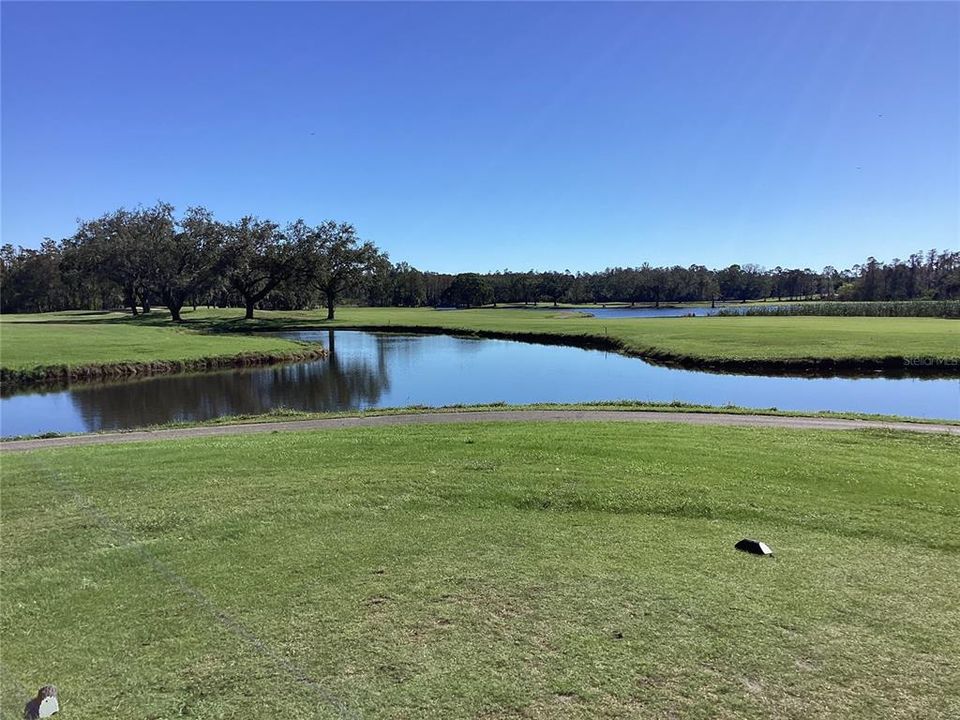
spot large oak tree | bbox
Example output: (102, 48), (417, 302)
(222, 217), (296, 319)
(147, 205), (224, 322)
(303, 221), (385, 320)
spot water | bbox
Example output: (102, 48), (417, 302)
(1, 330), (956, 436)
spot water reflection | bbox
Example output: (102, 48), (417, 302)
(1, 330), (957, 437)
(81, 330), (388, 428)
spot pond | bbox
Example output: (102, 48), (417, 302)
(1, 330), (957, 436)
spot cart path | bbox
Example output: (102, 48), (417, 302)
(3, 410), (957, 452)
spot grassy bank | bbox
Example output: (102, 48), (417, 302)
(4, 308), (958, 380)
(2, 421), (958, 718)
(0, 313), (326, 389)
(206, 307), (957, 375)
(140, 401), (960, 429)
(4, 401), (954, 443)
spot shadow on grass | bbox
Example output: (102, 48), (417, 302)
(4, 308), (309, 331)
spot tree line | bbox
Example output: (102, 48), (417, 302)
(2, 203), (959, 316)
(1, 203), (384, 320)
(418, 252), (959, 309)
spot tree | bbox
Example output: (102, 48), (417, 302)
(688, 264), (718, 304)
(303, 221), (385, 320)
(222, 216), (296, 319)
(76, 208), (154, 315)
(819, 266), (838, 299)
(506, 271), (538, 305)
(390, 262), (428, 307)
(148, 205), (224, 322)
(717, 264), (744, 302)
(423, 272), (454, 306)
(362, 253), (395, 307)
(538, 271), (574, 306)
(0, 242), (68, 313)
(443, 273), (493, 307)
(860, 257), (884, 301)
(60, 235), (115, 310)
(717, 263), (766, 302)
(636, 264), (670, 307)
(742, 264), (769, 300)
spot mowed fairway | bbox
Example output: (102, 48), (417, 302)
(2, 422), (959, 719)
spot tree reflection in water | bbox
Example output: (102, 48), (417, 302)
(69, 331), (389, 432)
(1, 329), (952, 437)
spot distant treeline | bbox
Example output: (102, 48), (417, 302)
(409, 252), (960, 311)
(2, 203), (959, 317)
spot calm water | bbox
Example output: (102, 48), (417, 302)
(1, 330), (957, 436)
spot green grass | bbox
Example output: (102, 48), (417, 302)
(0, 312), (313, 371)
(4, 401), (954, 443)
(4, 307), (958, 372)
(207, 307), (959, 364)
(3, 421), (959, 718)
(308, 308), (959, 364)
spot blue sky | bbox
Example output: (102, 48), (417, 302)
(2, 1), (957, 273)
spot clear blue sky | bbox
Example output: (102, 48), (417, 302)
(2, 1), (957, 273)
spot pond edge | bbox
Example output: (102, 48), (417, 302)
(291, 324), (960, 380)
(0, 346), (328, 394)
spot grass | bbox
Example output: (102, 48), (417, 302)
(4, 401), (956, 442)
(3, 308), (958, 376)
(206, 307), (960, 366)
(0, 313), (313, 370)
(0, 311), (325, 389)
(2, 421), (959, 718)
(142, 400), (960, 428)
(293, 308), (959, 366)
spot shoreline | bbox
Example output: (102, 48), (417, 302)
(3, 407), (957, 452)
(245, 323), (960, 379)
(0, 346), (327, 393)
(3, 315), (958, 394)
(4, 402), (958, 444)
